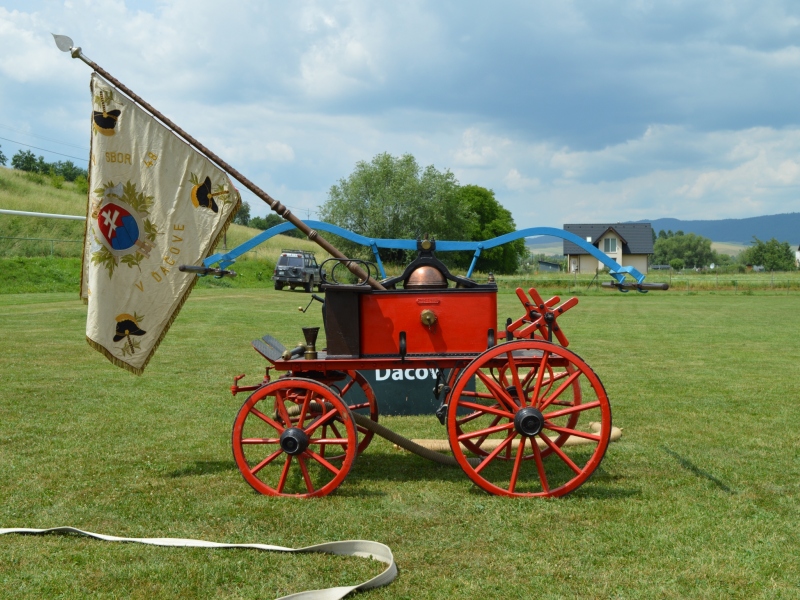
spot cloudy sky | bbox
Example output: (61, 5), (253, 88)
(2, 0), (800, 229)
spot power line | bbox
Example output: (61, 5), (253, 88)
(0, 124), (90, 151)
(0, 136), (88, 162)
(238, 188), (319, 219)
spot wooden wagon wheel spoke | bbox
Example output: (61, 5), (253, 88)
(457, 401), (515, 420)
(538, 368), (582, 412)
(472, 414), (503, 451)
(240, 437), (280, 445)
(232, 378), (357, 497)
(540, 434), (583, 475)
(303, 405), (339, 437)
(503, 350), (527, 405)
(326, 420), (344, 441)
(250, 449), (283, 476)
(460, 390), (497, 400)
(543, 425), (601, 443)
(305, 449), (341, 476)
(309, 436), (350, 447)
(544, 400), (602, 420)
(338, 378), (356, 396)
(473, 433), (517, 475)
(274, 391), (294, 427)
(476, 370), (519, 412)
(296, 388), (313, 423)
(276, 455), (293, 494)
(531, 439), (550, 494)
(529, 349), (551, 408)
(508, 436), (528, 493)
(447, 339), (611, 497)
(249, 407), (285, 433)
(326, 371), (378, 458)
(455, 406), (497, 428)
(457, 421), (515, 442)
(297, 456), (314, 494)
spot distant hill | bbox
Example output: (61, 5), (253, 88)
(637, 213), (800, 246)
(524, 213), (800, 252)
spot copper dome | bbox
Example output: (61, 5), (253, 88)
(405, 265), (447, 289)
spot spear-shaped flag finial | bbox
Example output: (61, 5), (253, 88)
(52, 33), (92, 65)
(51, 33), (73, 52)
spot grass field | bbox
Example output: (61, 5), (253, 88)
(1, 287), (798, 598)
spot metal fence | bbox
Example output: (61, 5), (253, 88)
(0, 236), (83, 257)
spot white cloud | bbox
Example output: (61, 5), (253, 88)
(453, 128), (506, 167)
(3, 0), (800, 232)
(503, 169), (540, 191)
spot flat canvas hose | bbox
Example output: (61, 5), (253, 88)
(0, 526), (397, 599)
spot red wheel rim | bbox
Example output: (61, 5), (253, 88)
(232, 378), (357, 497)
(446, 340), (611, 497)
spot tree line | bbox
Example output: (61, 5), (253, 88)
(654, 229), (796, 271)
(7, 148), (88, 182)
(235, 152), (526, 274)
(1, 145), (89, 193)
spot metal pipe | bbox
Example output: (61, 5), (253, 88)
(0, 209), (85, 220)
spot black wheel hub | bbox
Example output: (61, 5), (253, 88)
(280, 427), (310, 455)
(514, 407), (545, 437)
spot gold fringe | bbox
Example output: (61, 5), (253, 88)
(86, 336), (142, 375)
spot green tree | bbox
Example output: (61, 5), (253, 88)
(51, 160), (86, 182)
(711, 250), (733, 267)
(741, 237), (796, 271)
(233, 200), (251, 226)
(453, 185), (526, 273)
(250, 213), (302, 238)
(319, 153), (473, 263)
(669, 258), (685, 270)
(11, 149), (38, 172)
(0, 144), (6, 166)
(653, 232), (714, 268)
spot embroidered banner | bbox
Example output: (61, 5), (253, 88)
(81, 74), (240, 374)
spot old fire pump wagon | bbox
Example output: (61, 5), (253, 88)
(207, 237), (666, 499)
(52, 33), (667, 502)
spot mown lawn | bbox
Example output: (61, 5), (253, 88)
(0, 288), (798, 598)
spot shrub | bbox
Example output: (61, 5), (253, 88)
(50, 174), (65, 189)
(74, 175), (89, 195)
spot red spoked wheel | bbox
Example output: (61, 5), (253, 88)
(326, 370), (378, 457)
(232, 378), (357, 497)
(447, 340), (611, 497)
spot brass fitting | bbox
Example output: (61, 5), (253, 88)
(420, 309), (437, 328)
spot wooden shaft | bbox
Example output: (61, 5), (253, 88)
(83, 56), (385, 290)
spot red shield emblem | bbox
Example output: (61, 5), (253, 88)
(97, 202), (141, 252)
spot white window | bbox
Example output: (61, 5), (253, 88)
(603, 238), (617, 253)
